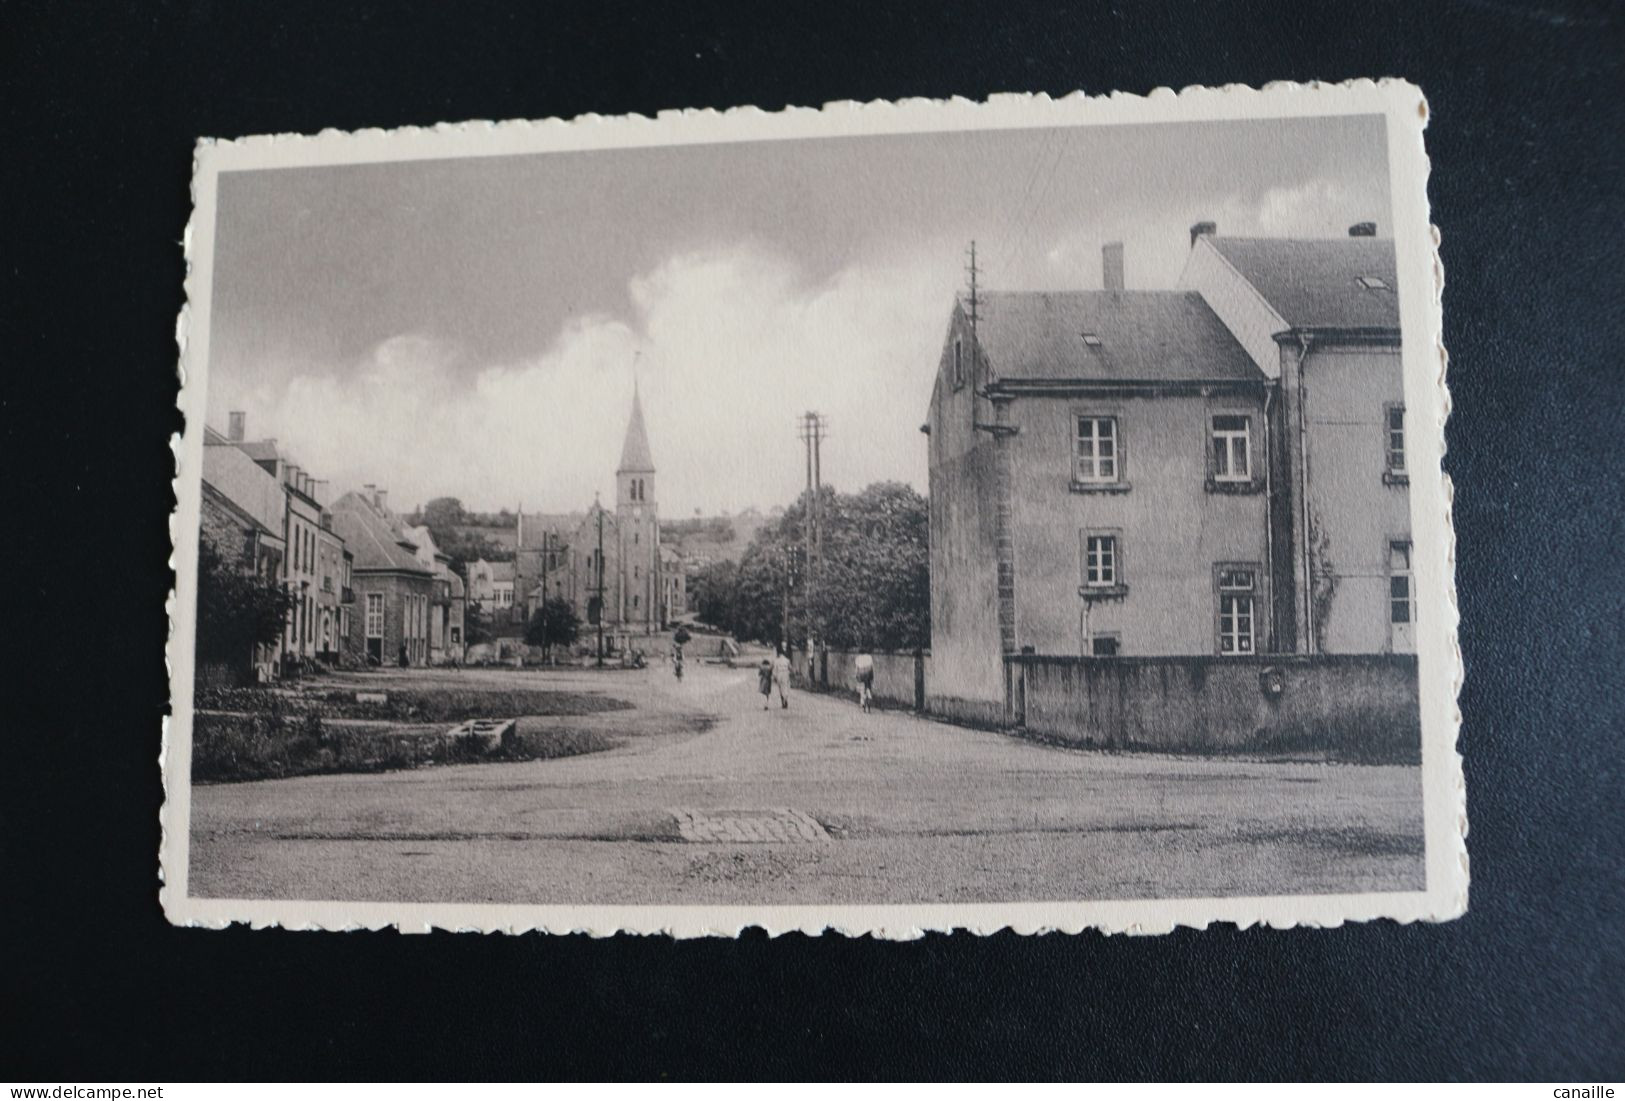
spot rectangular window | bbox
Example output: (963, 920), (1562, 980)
(1389, 541), (1414, 625)
(1217, 567), (1256, 655)
(365, 593), (384, 638)
(1090, 634), (1120, 657)
(1211, 415), (1252, 482)
(1074, 416), (1119, 483)
(952, 338), (963, 388)
(1083, 533), (1117, 587)
(1386, 403), (1407, 474)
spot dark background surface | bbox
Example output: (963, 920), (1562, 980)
(5, 0), (1621, 1082)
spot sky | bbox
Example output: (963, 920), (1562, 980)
(205, 113), (1391, 516)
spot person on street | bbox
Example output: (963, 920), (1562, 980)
(757, 658), (774, 710)
(854, 648), (875, 713)
(771, 646), (792, 709)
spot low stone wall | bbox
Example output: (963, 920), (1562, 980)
(1009, 653), (1420, 760)
(924, 694), (1007, 729)
(791, 648), (928, 710)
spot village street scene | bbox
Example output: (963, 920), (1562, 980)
(187, 114), (1426, 906)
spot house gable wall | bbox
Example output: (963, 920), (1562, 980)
(1179, 237), (1289, 378)
(1297, 342), (1409, 654)
(926, 302), (1005, 707)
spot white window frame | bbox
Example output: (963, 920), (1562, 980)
(1388, 540), (1414, 627)
(1216, 566), (1257, 656)
(1074, 416), (1120, 483)
(1211, 415), (1252, 483)
(1083, 533), (1118, 588)
(365, 593), (384, 639)
(1385, 403), (1407, 475)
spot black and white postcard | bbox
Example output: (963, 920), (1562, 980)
(164, 81), (1463, 935)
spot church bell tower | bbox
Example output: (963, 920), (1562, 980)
(615, 381), (659, 631)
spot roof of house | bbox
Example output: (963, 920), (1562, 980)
(485, 560), (517, 582)
(329, 491), (431, 574)
(973, 290), (1262, 383)
(617, 386), (655, 473)
(202, 438), (287, 537)
(235, 439), (283, 464)
(1208, 236), (1399, 331)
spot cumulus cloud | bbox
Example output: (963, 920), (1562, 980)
(210, 244), (957, 516)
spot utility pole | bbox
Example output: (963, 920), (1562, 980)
(595, 505), (605, 667)
(965, 240), (981, 339)
(780, 543), (793, 655)
(796, 411), (828, 654)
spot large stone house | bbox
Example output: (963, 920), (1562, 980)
(405, 523), (467, 663)
(330, 487), (435, 666)
(925, 225), (1411, 723)
(199, 426), (289, 681)
(1178, 223), (1408, 655)
(206, 413), (353, 676)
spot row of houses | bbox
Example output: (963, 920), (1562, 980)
(198, 414), (466, 679)
(925, 222), (1415, 725)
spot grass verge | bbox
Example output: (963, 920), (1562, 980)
(192, 711), (619, 783)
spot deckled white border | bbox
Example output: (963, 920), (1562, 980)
(165, 79), (1465, 937)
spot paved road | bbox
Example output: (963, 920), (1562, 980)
(190, 661), (1426, 905)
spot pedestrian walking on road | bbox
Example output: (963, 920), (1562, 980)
(854, 648), (875, 713)
(772, 646), (792, 709)
(756, 658), (774, 709)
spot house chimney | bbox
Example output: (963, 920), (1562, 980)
(1190, 221), (1217, 246)
(285, 463), (301, 488)
(313, 479), (328, 506)
(1102, 242), (1125, 292)
(376, 488), (389, 513)
(1349, 221), (1377, 237)
(227, 411), (246, 441)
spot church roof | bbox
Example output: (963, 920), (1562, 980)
(617, 385), (655, 473)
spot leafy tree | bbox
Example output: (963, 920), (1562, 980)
(195, 538), (293, 670)
(716, 481), (930, 651)
(418, 496), (469, 531)
(524, 597), (581, 660)
(688, 559), (741, 632)
(463, 600), (493, 646)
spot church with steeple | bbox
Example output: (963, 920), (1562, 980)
(511, 385), (679, 648)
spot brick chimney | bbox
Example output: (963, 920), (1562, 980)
(376, 488), (389, 513)
(1102, 242), (1125, 292)
(1190, 220), (1217, 246)
(1349, 221), (1377, 237)
(285, 463), (301, 489)
(227, 411), (246, 441)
